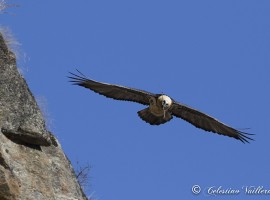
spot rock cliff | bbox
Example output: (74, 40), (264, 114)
(0, 33), (87, 200)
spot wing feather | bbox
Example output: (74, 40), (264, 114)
(171, 102), (254, 143)
(68, 71), (156, 105)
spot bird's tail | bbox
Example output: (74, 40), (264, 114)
(138, 108), (172, 125)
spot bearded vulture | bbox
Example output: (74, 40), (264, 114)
(68, 71), (254, 143)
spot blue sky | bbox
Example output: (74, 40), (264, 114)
(1, 1), (270, 199)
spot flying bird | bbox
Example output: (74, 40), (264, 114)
(68, 71), (254, 143)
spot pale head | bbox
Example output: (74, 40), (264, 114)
(158, 95), (172, 110)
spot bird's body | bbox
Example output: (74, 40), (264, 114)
(68, 71), (254, 143)
(138, 95), (173, 125)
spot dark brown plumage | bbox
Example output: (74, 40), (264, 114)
(68, 70), (254, 143)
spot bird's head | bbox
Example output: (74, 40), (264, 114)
(158, 95), (172, 110)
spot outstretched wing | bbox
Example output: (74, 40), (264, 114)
(171, 102), (254, 143)
(68, 70), (156, 105)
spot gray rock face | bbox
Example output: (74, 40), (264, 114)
(0, 33), (87, 200)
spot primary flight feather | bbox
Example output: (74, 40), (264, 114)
(68, 71), (254, 143)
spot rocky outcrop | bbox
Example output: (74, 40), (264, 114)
(0, 33), (87, 200)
